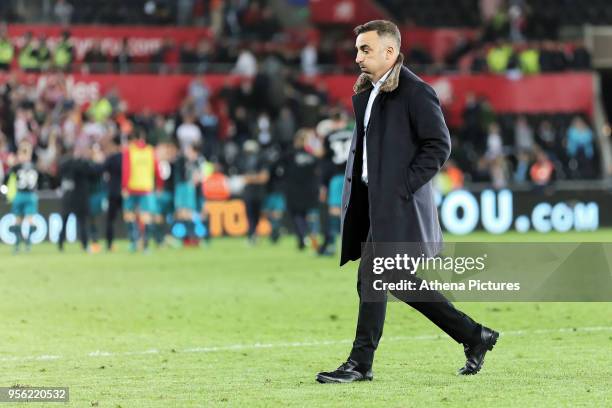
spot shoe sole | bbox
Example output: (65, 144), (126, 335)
(316, 374), (373, 384)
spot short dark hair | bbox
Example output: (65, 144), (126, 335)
(353, 20), (401, 49)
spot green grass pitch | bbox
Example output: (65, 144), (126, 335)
(1, 230), (611, 407)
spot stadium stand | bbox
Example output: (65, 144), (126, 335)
(0, 0), (608, 247)
(377, 0), (481, 27)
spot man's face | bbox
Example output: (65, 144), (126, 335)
(355, 31), (394, 80)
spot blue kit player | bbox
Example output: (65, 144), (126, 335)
(4, 142), (39, 253)
(319, 111), (353, 256)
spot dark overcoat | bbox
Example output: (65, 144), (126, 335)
(340, 54), (451, 266)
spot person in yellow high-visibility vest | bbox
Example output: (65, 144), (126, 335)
(121, 127), (162, 252)
(87, 97), (113, 123)
(53, 31), (73, 71)
(486, 41), (513, 73)
(37, 37), (52, 71)
(519, 44), (541, 75)
(0, 33), (14, 71)
(18, 33), (40, 72)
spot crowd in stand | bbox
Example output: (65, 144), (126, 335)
(0, 30), (594, 77)
(2, 0), (214, 27)
(407, 39), (592, 76)
(0, 57), (335, 186)
(0, 28), (312, 76)
(0, 62), (347, 254)
(437, 94), (598, 194)
(0, 66), (599, 205)
(0, 1), (603, 252)
(2, 0), (284, 33)
(0, 0), (595, 76)
(0, 52), (599, 253)
(0, 0), (602, 194)
(405, 0), (594, 75)
(379, 0), (612, 30)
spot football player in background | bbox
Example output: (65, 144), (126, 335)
(122, 127), (160, 253)
(318, 110), (353, 256)
(102, 136), (123, 251)
(240, 140), (269, 245)
(57, 145), (103, 252)
(196, 156), (211, 246)
(173, 143), (203, 245)
(282, 129), (320, 251)
(261, 144), (286, 244)
(154, 142), (177, 246)
(4, 142), (38, 253)
(87, 143), (107, 253)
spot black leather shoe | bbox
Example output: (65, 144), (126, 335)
(457, 326), (499, 375)
(316, 359), (373, 383)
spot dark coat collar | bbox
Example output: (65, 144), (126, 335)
(353, 53), (404, 95)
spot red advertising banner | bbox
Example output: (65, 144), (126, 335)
(7, 24), (212, 60)
(401, 28), (479, 62)
(319, 73), (594, 127)
(0, 72), (594, 126)
(0, 72), (236, 113)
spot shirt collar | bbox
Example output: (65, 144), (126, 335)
(371, 67), (394, 88)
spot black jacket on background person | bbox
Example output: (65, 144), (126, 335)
(57, 156), (103, 251)
(340, 54), (450, 266)
(103, 152), (123, 198)
(102, 151), (123, 250)
(282, 147), (319, 213)
(241, 151), (267, 202)
(58, 157), (102, 215)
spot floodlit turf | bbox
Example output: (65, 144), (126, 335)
(1, 230), (611, 407)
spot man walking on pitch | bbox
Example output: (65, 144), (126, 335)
(316, 20), (499, 383)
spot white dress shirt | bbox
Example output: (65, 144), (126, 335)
(362, 67), (393, 184)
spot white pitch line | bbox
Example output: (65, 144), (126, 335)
(1, 326), (611, 363)
(0, 354), (62, 362)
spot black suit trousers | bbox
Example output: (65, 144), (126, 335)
(348, 229), (482, 366)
